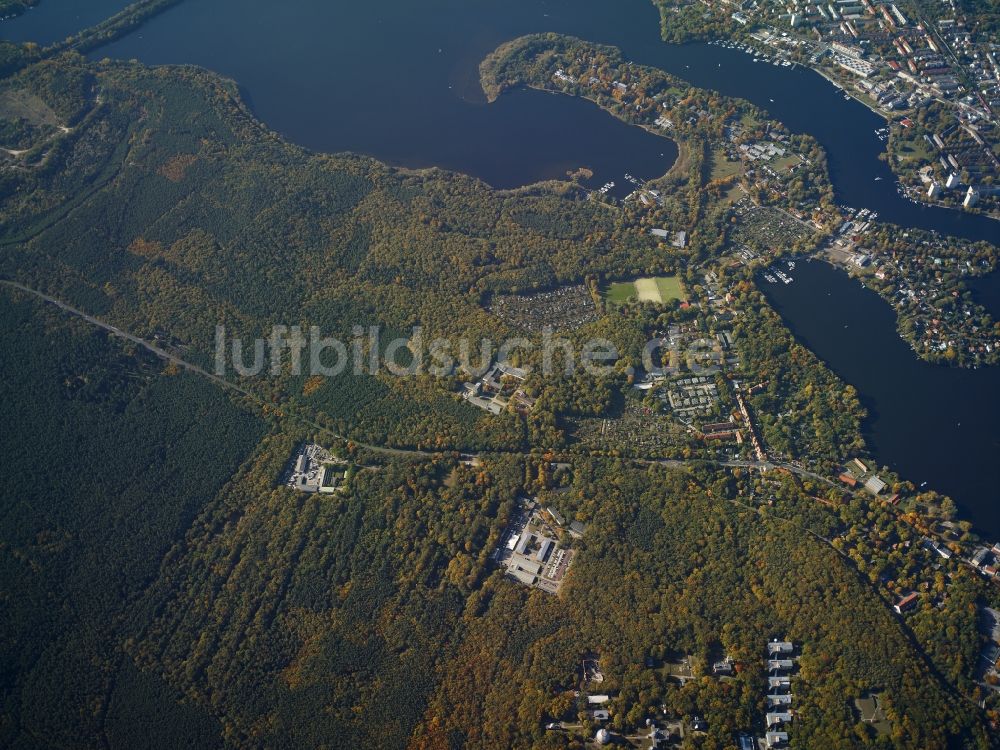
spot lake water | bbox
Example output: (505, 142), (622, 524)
(4, 0), (999, 239)
(3, 0), (999, 533)
(61, 0), (995, 243)
(970, 271), (1000, 319)
(87, 0), (682, 198)
(0, 0), (136, 46)
(762, 261), (1000, 535)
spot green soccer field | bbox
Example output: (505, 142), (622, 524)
(654, 275), (685, 302)
(604, 276), (685, 305)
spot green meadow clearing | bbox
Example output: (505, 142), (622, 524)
(605, 275), (685, 305)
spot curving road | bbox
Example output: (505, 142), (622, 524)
(0, 278), (839, 481)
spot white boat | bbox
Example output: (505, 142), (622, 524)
(774, 269), (793, 284)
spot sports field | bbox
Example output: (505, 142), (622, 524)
(605, 276), (685, 305)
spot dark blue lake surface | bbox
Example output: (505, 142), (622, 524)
(0, 0), (135, 46)
(95, 0), (682, 198)
(4, 0), (998, 240)
(3, 0), (998, 532)
(762, 261), (1000, 534)
(970, 271), (1000, 319)
(72, 0), (996, 242)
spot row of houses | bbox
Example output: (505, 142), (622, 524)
(763, 641), (796, 749)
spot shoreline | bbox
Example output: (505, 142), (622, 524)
(723, 35), (1000, 224)
(521, 82), (686, 184)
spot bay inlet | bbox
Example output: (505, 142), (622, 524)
(4, 0), (998, 532)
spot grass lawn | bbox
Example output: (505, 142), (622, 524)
(895, 136), (933, 165)
(720, 184), (744, 206)
(772, 153), (800, 172)
(709, 147), (742, 181)
(665, 139), (692, 180)
(655, 275), (685, 302)
(605, 276), (686, 305)
(0, 89), (60, 127)
(606, 281), (637, 305)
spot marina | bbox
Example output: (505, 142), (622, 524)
(0, 0), (998, 745)
(763, 260), (1000, 536)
